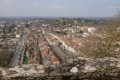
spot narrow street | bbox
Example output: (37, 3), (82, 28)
(51, 45), (69, 61)
(41, 32), (63, 63)
(37, 38), (43, 64)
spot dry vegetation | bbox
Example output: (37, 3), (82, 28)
(79, 13), (120, 58)
(0, 49), (13, 67)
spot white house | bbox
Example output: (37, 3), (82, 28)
(88, 27), (96, 33)
(16, 35), (20, 38)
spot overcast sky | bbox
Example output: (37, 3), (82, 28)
(0, 0), (120, 17)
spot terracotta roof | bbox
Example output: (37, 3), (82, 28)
(51, 57), (59, 63)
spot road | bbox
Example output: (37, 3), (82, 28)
(9, 29), (27, 67)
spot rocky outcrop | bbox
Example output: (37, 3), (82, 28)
(1, 57), (120, 80)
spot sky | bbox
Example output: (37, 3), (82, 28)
(0, 0), (120, 17)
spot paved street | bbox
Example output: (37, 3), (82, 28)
(9, 29), (27, 67)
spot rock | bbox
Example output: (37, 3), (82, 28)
(82, 66), (96, 73)
(70, 67), (78, 73)
(28, 68), (37, 73)
(22, 64), (32, 68)
(76, 64), (79, 67)
(36, 65), (44, 70)
(25, 68), (37, 76)
(66, 59), (73, 64)
(9, 66), (25, 73)
(117, 58), (120, 64)
(111, 73), (119, 77)
(1, 70), (7, 76)
(110, 62), (116, 67)
(88, 67), (96, 72)
(38, 70), (44, 74)
(0, 67), (3, 71)
(84, 65), (90, 70)
(116, 64), (120, 68)
(78, 57), (86, 60)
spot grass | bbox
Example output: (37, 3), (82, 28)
(23, 45), (29, 64)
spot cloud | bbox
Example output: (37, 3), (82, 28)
(47, 4), (68, 9)
(0, 0), (16, 3)
(0, 0), (120, 17)
(0, 0), (19, 6)
(109, 6), (120, 10)
(32, 2), (40, 6)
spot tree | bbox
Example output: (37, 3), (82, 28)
(79, 30), (83, 34)
(12, 23), (16, 28)
(9, 27), (12, 33)
(3, 28), (6, 34)
(0, 49), (13, 67)
(105, 11), (120, 28)
(25, 23), (30, 27)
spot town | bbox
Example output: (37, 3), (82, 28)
(0, 17), (120, 80)
(0, 17), (120, 68)
(0, 0), (120, 79)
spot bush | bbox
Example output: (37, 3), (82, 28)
(79, 30), (83, 34)
(23, 56), (28, 64)
(25, 45), (29, 51)
(62, 31), (67, 35)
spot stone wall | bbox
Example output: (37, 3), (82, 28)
(1, 57), (120, 80)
